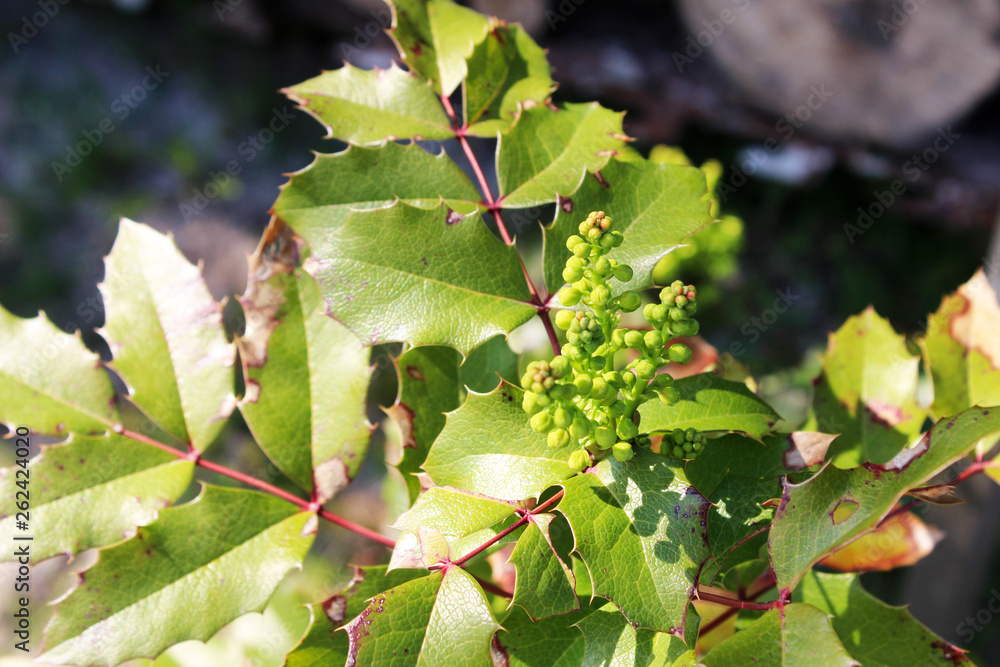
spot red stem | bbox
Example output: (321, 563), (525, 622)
(696, 590), (780, 612)
(698, 571), (777, 636)
(452, 491), (565, 567)
(540, 309), (562, 355)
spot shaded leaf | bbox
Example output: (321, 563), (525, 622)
(0, 305), (117, 436)
(461, 333), (518, 393)
(508, 513), (578, 619)
(704, 476), (779, 581)
(40, 485), (314, 665)
(494, 604), (587, 667)
(283, 63), (452, 145)
(684, 434), (788, 499)
(819, 509), (942, 572)
(769, 405), (1000, 591)
(0, 433), (193, 562)
(577, 602), (698, 667)
(99, 219), (236, 451)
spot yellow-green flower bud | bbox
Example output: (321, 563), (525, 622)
(595, 425), (616, 449)
(619, 290), (641, 312)
(668, 344), (692, 365)
(574, 374), (593, 395)
(548, 428), (570, 448)
(554, 407), (573, 429)
(624, 330), (645, 350)
(531, 411), (553, 433)
(659, 386), (680, 404)
(635, 359), (657, 380)
(616, 417), (639, 440)
(559, 286), (582, 306)
(613, 264), (633, 282)
(563, 265), (584, 283)
(555, 309), (576, 330)
(568, 449), (591, 472)
(613, 441), (634, 462)
(644, 330), (663, 349)
(591, 285), (610, 306)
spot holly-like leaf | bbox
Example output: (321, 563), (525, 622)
(388, 0), (490, 96)
(0, 305), (117, 436)
(0, 433), (193, 562)
(704, 476), (779, 580)
(812, 307), (925, 467)
(557, 450), (711, 633)
(497, 103), (627, 208)
(40, 485), (314, 666)
(543, 158), (712, 295)
(794, 571), (973, 666)
(494, 605), (587, 667)
(684, 433), (788, 499)
(769, 405), (1000, 591)
(422, 382), (575, 501)
(290, 202), (537, 355)
(343, 567), (499, 665)
(508, 513), (578, 619)
(577, 602), (698, 667)
(394, 486), (520, 536)
(283, 63), (453, 146)
(819, 509), (941, 573)
(639, 374), (780, 440)
(464, 21), (554, 136)
(239, 221), (371, 501)
(272, 142), (483, 231)
(460, 333), (518, 393)
(99, 219), (236, 451)
(702, 603), (858, 666)
(923, 270), (1000, 420)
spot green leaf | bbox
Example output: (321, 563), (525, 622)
(497, 103), (627, 208)
(923, 270), (1000, 420)
(40, 485), (314, 665)
(558, 449), (711, 633)
(0, 433), (193, 562)
(99, 219), (236, 451)
(684, 433), (788, 499)
(769, 405), (1000, 591)
(702, 603), (858, 667)
(543, 158), (712, 295)
(290, 202), (537, 355)
(272, 142), (483, 230)
(639, 374), (780, 440)
(393, 486), (519, 536)
(495, 604), (587, 667)
(577, 602), (698, 667)
(460, 333), (519, 393)
(388, 0), (490, 96)
(812, 307), (925, 467)
(239, 222), (372, 501)
(0, 305), (117, 436)
(704, 476), (779, 581)
(508, 513), (578, 618)
(286, 566), (425, 667)
(464, 21), (554, 136)
(794, 571), (973, 666)
(283, 63), (453, 145)
(423, 382), (575, 501)
(344, 567), (499, 665)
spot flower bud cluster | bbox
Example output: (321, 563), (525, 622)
(521, 211), (709, 471)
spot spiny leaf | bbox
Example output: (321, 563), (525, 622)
(769, 405), (1000, 591)
(388, 0), (490, 96)
(239, 221), (371, 501)
(272, 142), (483, 230)
(422, 382), (575, 501)
(40, 485), (314, 666)
(0, 304), (117, 436)
(543, 158), (712, 295)
(702, 603), (858, 666)
(508, 513), (578, 619)
(497, 102), (627, 208)
(343, 567), (499, 666)
(795, 571), (972, 666)
(923, 269), (1000, 420)
(703, 476), (779, 582)
(283, 63), (453, 145)
(639, 374), (780, 440)
(577, 601), (698, 667)
(557, 449), (711, 633)
(812, 307), (925, 467)
(0, 433), (193, 562)
(290, 202), (537, 355)
(98, 219), (236, 451)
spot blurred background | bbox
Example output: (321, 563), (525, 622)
(1, 0), (999, 664)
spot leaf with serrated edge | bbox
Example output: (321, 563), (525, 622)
(702, 603), (858, 666)
(497, 103), (627, 208)
(344, 568), (499, 665)
(283, 63), (452, 145)
(923, 269), (1000, 420)
(543, 158), (712, 295)
(558, 450), (710, 633)
(813, 307), (925, 467)
(290, 203), (536, 355)
(769, 405), (1000, 592)
(99, 219), (236, 451)
(639, 374), (779, 440)
(388, 0), (489, 96)
(40, 485), (314, 666)
(0, 305), (118, 436)
(794, 571), (972, 666)
(495, 604), (587, 667)
(577, 601), (698, 667)
(423, 382), (575, 501)
(272, 142), (483, 231)
(0, 433), (193, 562)
(508, 513), (578, 618)
(239, 221), (371, 501)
